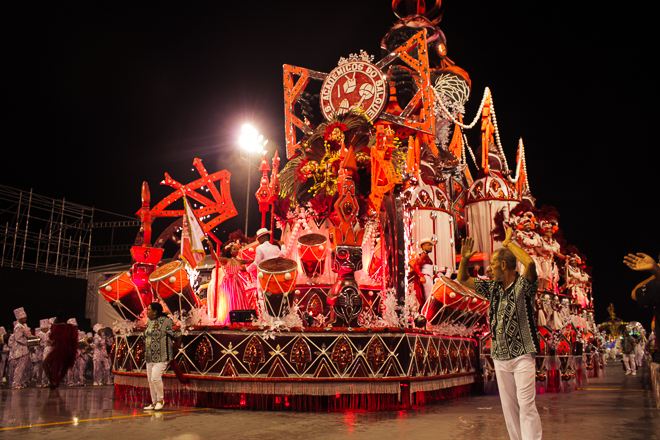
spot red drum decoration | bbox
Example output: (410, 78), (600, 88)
(421, 276), (488, 326)
(258, 258), (298, 317)
(148, 260), (199, 315)
(297, 233), (327, 278)
(99, 271), (146, 320)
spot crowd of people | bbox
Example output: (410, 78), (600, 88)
(0, 308), (113, 389)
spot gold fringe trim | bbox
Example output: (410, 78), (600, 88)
(409, 375), (474, 394)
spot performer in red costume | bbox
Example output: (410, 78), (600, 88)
(42, 317), (78, 389)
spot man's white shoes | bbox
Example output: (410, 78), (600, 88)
(154, 401), (165, 410)
(143, 403), (155, 410)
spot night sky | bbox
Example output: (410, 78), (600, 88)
(4, 2), (657, 327)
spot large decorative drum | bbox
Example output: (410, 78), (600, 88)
(99, 271), (146, 320)
(258, 258), (298, 317)
(297, 233), (327, 278)
(148, 260), (199, 315)
(422, 276), (486, 326)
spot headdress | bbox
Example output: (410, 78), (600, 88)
(67, 318), (78, 327)
(13, 307), (26, 320)
(93, 323), (103, 332)
(39, 319), (50, 329)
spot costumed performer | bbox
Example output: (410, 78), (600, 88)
(408, 238), (436, 307)
(7, 327), (16, 385)
(457, 227), (542, 440)
(33, 319), (50, 387)
(247, 228), (285, 309)
(535, 219), (564, 292)
(512, 212), (542, 279)
(215, 242), (254, 325)
(11, 308), (32, 389)
(43, 317), (79, 389)
(565, 254), (589, 310)
(0, 327), (7, 384)
(143, 302), (181, 411)
(64, 318), (87, 386)
(92, 323), (113, 385)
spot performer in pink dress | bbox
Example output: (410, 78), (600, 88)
(215, 243), (253, 325)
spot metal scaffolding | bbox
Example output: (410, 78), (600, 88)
(0, 184), (96, 279)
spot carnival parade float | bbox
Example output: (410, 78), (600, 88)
(106, 1), (601, 410)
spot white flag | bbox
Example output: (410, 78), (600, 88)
(180, 197), (206, 268)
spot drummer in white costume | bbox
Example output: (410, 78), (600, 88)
(247, 228), (286, 308)
(248, 229), (286, 273)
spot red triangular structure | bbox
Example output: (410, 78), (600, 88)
(349, 357), (370, 378)
(381, 358), (401, 377)
(267, 358), (289, 378)
(220, 358), (238, 377)
(313, 358), (335, 378)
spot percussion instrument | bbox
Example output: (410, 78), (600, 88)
(258, 258), (298, 317)
(149, 260), (199, 315)
(102, 327), (114, 338)
(99, 271), (146, 320)
(27, 337), (40, 348)
(421, 276), (488, 326)
(297, 233), (327, 278)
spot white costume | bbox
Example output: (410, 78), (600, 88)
(249, 241), (285, 273)
(536, 237), (561, 289)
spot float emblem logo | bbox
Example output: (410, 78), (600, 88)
(320, 61), (388, 121)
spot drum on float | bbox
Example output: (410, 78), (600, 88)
(421, 276), (488, 325)
(297, 233), (327, 278)
(99, 271), (147, 320)
(258, 257), (298, 317)
(148, 260), (199, 315)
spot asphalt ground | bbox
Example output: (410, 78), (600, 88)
(1, 360), (658, 440)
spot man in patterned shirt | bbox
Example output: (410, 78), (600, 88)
(457, 227), (542, 440)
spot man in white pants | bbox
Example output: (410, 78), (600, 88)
(458, 227), (542, 440)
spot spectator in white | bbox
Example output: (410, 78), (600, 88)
(0, 327), (7, 383)
(92, 324), (113, 385)
(622, 332), (637, 375)
(11, 308), (32, 389)
(457, 227), (542, 440)
(624, 252), (660, 408)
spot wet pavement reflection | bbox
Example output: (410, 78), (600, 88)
(0, 363), (658, 439)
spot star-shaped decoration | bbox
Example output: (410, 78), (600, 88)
(313, 343), (328, 357)
(268, 344), (287, 357)
(220, 342), (238, 356)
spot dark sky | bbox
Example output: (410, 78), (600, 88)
(4, 2), (658, 326)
